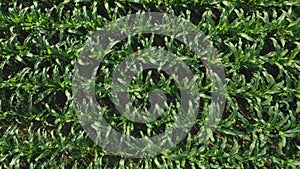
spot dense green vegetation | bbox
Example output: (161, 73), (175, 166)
(0, 0), (300, 168)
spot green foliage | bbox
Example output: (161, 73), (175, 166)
(1, 0), (300, 168)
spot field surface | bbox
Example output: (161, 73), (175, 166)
(0, 0), (300, 168)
